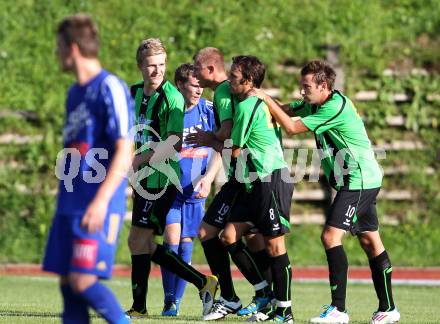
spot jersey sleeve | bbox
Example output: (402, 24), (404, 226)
(166, 90), (184, 135)
(301, 95), (346, 135)
(288, 100), (311, 118)
(214, 89), (233, 122)
(102, 75), (134, 143)
(231, 102), (252, 148)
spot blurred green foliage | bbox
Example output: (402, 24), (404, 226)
(0, 0), (439, 264)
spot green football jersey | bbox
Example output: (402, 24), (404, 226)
(212, 80), (242, 180)
(213, 80), (239, 127)
(131, 80), (184, 189)
(231, 96), (287, 184)
(289, 90), (382, 190)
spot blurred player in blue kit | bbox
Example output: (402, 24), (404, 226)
(43, 14), (134, 324)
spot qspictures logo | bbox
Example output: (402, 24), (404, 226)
(55, 124), (183, 200)
(55, 124), (386, 199)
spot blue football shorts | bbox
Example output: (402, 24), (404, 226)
(43, 212), (124, 279)
(165, 199), (205, 238)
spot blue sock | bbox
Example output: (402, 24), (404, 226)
(80, 281), (129, 324)
(174, 241), (194, 305)
(161, 243), (179, 303)
(60, 284), (89, 324)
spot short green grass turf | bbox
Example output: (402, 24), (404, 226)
(0, 275), (438, 323)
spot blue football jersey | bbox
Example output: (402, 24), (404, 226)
(179, 98), (215, 202)
(56, 70), (134, 215)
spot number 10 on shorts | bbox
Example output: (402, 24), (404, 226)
(344, 204), (356, 226)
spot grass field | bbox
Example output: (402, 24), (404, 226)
(0, 276), (438, 323)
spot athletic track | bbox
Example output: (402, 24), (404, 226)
(1, 265), (440, 286)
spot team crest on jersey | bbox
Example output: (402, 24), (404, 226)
(72, 239), (98, 269)
(137, 114), (152, 125)
(134, 133), (153, 146)
(134, 116), (154, 146)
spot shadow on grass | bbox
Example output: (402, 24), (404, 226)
(0, 311), (203, 322)
(0, 310), (61, 318)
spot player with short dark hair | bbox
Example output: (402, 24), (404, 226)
(229, 55), (266, 88)
(193, 55), (295, 323)
(160, 63), (221, 316)
(43, 14), (133, 324)
(253, 60), (400, 324)
(188, 48), (274, 321)
(174, 63), (195, 84)
(125, 38), (218, 319)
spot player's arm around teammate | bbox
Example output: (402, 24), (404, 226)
(185, 49), (274, 321)
(253, 61), (399, 324)
(126, 40), (218, 319)
(219, 56), (294, 323)
(190, 48), (242, 247)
